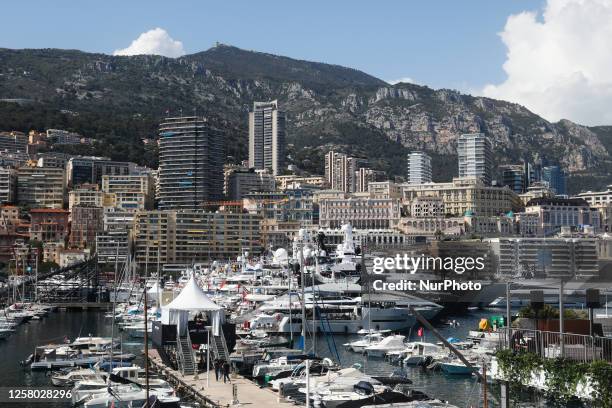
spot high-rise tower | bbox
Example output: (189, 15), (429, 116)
(407, 152), (432, 184)
(248, 100), (286, 176)
(457, 133), (493, 185)
(158, 116), (224, 210)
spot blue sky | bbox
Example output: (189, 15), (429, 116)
(2, 0), (543, 91)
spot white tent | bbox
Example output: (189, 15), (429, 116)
(161, 275), (224, 335)
(146, 282), (161, 305)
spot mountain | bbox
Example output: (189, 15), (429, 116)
(0, 44), (611, 193)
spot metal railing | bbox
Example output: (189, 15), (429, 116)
(497, 328), (612, 364)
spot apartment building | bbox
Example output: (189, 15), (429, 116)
(368, 181), (402, 199)
(407, 152), (432, 184)
(66, 157), (135, 187)
(68, 186), (116, 210)
(133, 210), (261, 266)
(487, 237), (599, 279)
(101, 173), (155, 211)
(275, 175), (326, 190)
(158, 116), (224, 210)
(457, 133), (493, 185)
(29, 208), (70, 242)
(96, 210), (135, 264)
(224, 167), (275, 200)
(0, 131), (28, 153)
(17, 166), (65, 209)
(355, 168), (385, 193)
(69, 205), (104, 249)
(248, 100), (286, 176)
(324, 151), (365, 193)
(0, 168), (16, 204)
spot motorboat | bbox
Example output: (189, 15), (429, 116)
(402, 342), (445, 366)
(364, 335), (406, 358)
(79, 384), (179, 408)
(252, 356), (303, 378)
(343, 331), (388, 353)
(51, 368), (106, 387)
(438, 361), (480, 375)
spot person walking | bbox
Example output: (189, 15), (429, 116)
(222, 360), (231, 383)
(214, 358), (221, 381)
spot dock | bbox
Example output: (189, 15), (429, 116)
(148, 350), (295, 407)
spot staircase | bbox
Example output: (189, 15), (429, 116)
(210, 329), (230, 361)
(176, 332), (197, 375)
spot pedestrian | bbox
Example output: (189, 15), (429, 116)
(222, 360), (231, 383)
(214, 359), (221, 381)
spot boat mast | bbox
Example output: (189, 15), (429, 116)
(299, 236), (306, 351)
(287, 256), (293, 343)
(143, 245), (150, 406)
(312, 249), (317, 354)
(108, 240), (120, 383)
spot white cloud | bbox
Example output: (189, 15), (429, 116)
(387, 77), (415, 85)
(113, 28), (185, 58)
(482, 0), (612, 126)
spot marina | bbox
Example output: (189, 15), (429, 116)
(1, 225), (610, 408)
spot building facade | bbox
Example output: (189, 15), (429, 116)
(275, 175), (326, 190)
(318, 195), (401, 229)
(0, 168), (16, 204)
(324, 151), (365, 193)
(101, 174), (155, 211)
(524, 197), (600, 235)
(17, 166), (65, 209)
(541, 165), (567, 196)
(133, 210), (261, 266)
(158, 116), (224, 210)
(29, 209), (70, 242)
(0, 131), (28, 154)
(457, 133), (493, 185)
(224, 168), (275, 200)
(248, 100), (286, 176)
(401, 177), (520, 217)
(487, 237), (598, 279)
(69, 205), (104, 249)
(407, 152), (432, 184)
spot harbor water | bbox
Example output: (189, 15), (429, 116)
(0, 310), (144, 408)
(2, 308), (592, 408)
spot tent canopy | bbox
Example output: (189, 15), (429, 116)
(147, 282), (160, 295)
(161, 275), (224, 335)
(164, 275), (221, 311)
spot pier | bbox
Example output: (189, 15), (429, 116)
(148, 349), (295, 408)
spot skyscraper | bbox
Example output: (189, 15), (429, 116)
(541, 165), (567, 196)
(407, 152), (432, 184)
(457, 133), (493, 185)
(158, 116), (224, 210)
(324, 151), (365, 193)
(248, 100), (286, 176)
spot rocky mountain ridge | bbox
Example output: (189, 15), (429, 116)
(0, 44), (610, 192)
